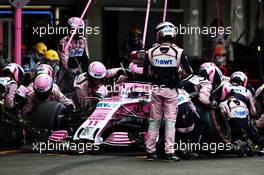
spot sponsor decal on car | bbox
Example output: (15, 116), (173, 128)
(96, 102), (119, 108)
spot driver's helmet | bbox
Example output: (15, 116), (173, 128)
(33, 74), (53, 101)
(87, 61), (107, 88)
(230, 71), (248, 87)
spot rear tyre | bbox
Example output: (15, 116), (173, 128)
(202, 108), (231, 144)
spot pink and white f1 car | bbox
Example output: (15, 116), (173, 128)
(50, 82), (152, 147)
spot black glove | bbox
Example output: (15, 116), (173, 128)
(211, 100), (218, 108)
(209, 95), (218, 106)
(116, 68), (131, 77)
(189, 92), (199, 99)
(66, 104), (76, 114)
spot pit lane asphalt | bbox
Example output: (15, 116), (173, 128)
(0, 146), (263, 175)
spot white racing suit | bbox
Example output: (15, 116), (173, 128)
(229, 85), (256, 117)
(222, 84), (264, 147)
(182, 77), (234, 144)
(145, 43), (193, 155)
(220, 97), (249, 141)
(182, 74), (213, 107)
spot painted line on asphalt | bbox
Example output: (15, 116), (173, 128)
(0, 150), (25, 155)
(44, 153), (92, 157)
(45, 153), (70, 157)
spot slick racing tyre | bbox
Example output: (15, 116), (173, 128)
(0, 123), (24, 150)
(203, 108), (231, 144)
(33, 101), (67, 130)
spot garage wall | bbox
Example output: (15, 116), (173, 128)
(68, 0), (264, 63)
(76, 0), (167, 63)
(76, 0), (182, 63)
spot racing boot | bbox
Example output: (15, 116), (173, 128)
(233, 140), (247, 157)
(245, 143), (254, 157)
(164, 154), (181, 162)
(146, 153), (158, 161)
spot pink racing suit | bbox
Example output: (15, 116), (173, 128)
(183, 75), (213, 106)
(0, 77), (18, 109)
(198, 80), (213, 106)
(22, 84), (75, 114)
(220, 97), (249, 120)
(58, 35), (90, 89)
(147, 88), (178, 154)
(58, 35), (89, 71)
(145, 43), (193, 154)
(184, 75), (234, 107)
(219, 97), (250, 141)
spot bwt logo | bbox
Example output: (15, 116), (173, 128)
(234, 110), (246, 117)
(232, 88), (243, 93)
(155, 59), (173, 65)
(96, 103), (118, 108)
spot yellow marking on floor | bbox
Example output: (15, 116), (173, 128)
(0, 150), (24, 155)
(45, 153), (69, 157)
(45, 153), (93, 157)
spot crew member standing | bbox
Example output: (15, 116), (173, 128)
(145, 21), (193, 161)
